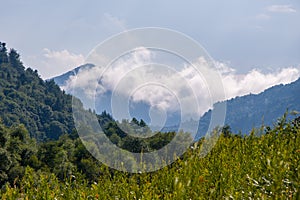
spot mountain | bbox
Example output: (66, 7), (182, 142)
(53, 64), (300, 138)
(0, 42), (75, 140)
(0, 42), (178, 155)
(196, 78), (300, 139)
(51, 63), (94, 86)
(52, 64), (183, 128)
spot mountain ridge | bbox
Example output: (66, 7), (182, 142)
(50, 63), (95, 86)
(196, 77), (300, 139)
(52, 64), (300, 137)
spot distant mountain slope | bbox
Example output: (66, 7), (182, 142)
(52, 64), (182, 128)
(0, 42), (75, 140)
(52, 63), (300, 138)
(51, 63), (94, 86)
(196, 78), (300, 139)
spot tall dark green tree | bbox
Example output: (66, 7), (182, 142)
(0, 42), (8, 63)
(8, 48), (23, 70)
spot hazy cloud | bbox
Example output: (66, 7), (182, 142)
(26, 49), (84, 79)
(218, 63), (300, 100)
(267, 5), (296, 13)
(63, 48), (300, 118)
(102, 13), (127, 32)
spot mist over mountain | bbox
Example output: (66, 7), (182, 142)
(53, 64), (182, 129)
(52, 63), (300, 138)
(196, 78), (300, 139)
(51, 63), (95, 86)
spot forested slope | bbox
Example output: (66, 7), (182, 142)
(0, 42), (74, 140)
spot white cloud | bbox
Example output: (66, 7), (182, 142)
(42, 49), (84, 77)
(218, 63), (300, 100)
(26, 49), (84, 79)
(102, 13), (127, 32)
(254, 4), (296, 23)
(63, 47), (300, 119)
(64, 47), (151, 96)
(267, 5), (296, 13)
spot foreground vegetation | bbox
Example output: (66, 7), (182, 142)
(1, 115), (299, 199)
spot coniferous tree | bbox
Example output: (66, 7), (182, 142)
(0, 42), (8, 64)
(8, 48), (23, 70)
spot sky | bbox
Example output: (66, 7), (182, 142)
(0, 0), (299, 79)
(1, 0), (300, 118)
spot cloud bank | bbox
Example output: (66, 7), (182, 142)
(63, 48), (300, 118)
(42, 49), (85, 78)
(217, 63), (299, 100)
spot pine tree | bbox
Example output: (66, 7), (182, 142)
(0, 42), (9, 64)
(8, 48), (24, 71)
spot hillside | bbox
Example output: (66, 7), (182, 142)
(196, 78), (300, 139)
(0, 42), (75, 140)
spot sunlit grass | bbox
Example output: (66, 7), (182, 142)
(1, 118), (300, 199)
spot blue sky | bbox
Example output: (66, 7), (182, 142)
(0, 0), (299, 78)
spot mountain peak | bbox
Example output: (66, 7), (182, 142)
(50, 63), (95, 86)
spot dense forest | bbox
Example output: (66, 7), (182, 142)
(0, 42), (299, 199)
(0, 42), (74, 141)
